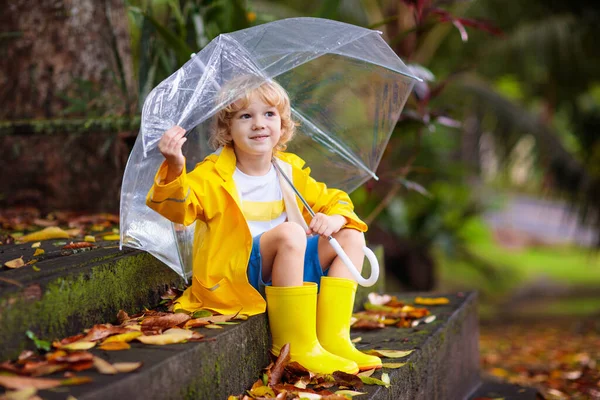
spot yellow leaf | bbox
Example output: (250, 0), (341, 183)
(0, 376), (61, 390)
(19, 227), (70, 243)
(60, 377), (92, 386)
(60, 341), (96, 351)
(33, 248), (45, 257)
(414, 296), (449, 306)
(93, 356), (118, 375)
(382, 362), (406, 369)
(357, 369), (375, 377)
(366, 349), (414, 358)
(1, 387), (37, 400)
(4, 257), (25, 269)
(335, 390), (366, 397)
(112, 362), (142, 373)
(84, 235), (96, 243)
(250, 386), (275, 397)
(31, 242), (41, 248)
(98, 341), (130, 351)
(65, 228), (82, 237)
(351, 337), (362, 343)
(102, 331), (142, 344)
(102, 234), (120, 241)
(381, 372), (390, 386)
(136, 329), (193, 345)
(205, 324), (223, 329)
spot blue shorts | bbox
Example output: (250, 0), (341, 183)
(247, 234), (328, 298)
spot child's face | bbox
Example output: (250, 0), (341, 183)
(227, 92), (282, 159)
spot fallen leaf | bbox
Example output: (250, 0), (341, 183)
(19, 227), (70, 243)
(414, 296), (449, 306)
(249, 386), (275, 397)
(0, 387), (38, 400)
(60, 341), (96, 351)
(50, 351), (93, 364)
(0, 376), (61, 390)
(84, 235), (96, 243)
(5, 257), (25, 269)
(184, 319), (211, 329)
(60, 376), (93, 386)
(366, 349), (413, 358)
(93, 357), (118, 375)
(382, 363), (406, 369)
(351, 320), (385, 330)
(367, 293), (392, 305)
(65, 228), (82, 237)
(357, 369), (375, 378)
(102, 234), (120, 241)
(332, 371), (363, 389)
(351, 337), (362, 343)
(81, 324), (129, 342)
(335, 390), (366, 397)
(141, 313), (191, 334)
(205, 324), (223, 329)
(381, 372), (390, 386)
(136, 328), (193, 345)
(33, 249), (44, 257)
(270, 343), (291, 386)
(101, 331), (142, 344)
(98, 342), (131, 351)
(359, 375), (390, 388)
(31, 242), (41, 248)
(117, 310), (131, 324)
(62, 242), (95, 250)
(112, 362), (142, 373)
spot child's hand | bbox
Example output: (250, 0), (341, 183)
(309, 213), (346, 237)
(158, 126), (187, 181)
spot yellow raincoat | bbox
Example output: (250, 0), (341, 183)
(146, 145), (367, 316)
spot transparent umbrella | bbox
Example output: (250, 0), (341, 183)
(120, 17), (420, 286)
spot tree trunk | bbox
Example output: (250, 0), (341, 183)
(0, 0), (134, 119)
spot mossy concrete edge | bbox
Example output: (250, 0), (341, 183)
(0, 251), (181, 360)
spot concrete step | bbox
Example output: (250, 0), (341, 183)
(0, 240), (181, 360)
(1, 243), (481, 399)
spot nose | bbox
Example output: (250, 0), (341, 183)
(252, 119), (265, 130)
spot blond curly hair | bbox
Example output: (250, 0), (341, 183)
(209, 76), (297, 152)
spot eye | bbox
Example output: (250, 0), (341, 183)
(239, 113), (251, 119)
(265, 111), (276, 117)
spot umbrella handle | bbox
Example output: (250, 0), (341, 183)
(327, 238), (379, 287)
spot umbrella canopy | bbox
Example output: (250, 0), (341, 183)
(120, 17), (419, 282)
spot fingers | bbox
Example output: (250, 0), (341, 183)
(158, 126), (186, 168)
(309, 213), (334, 237)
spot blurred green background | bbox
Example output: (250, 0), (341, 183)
(1, 0), (599, 321)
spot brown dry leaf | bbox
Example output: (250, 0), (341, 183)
(141, 313), (191, 334)
(117, 310), (130, 324)
(93, 357), (118, 375)
(27, 363), (68, 377)
(18, 227), (70, 243)
(269, 343), (291, 386)
(101, 331), (142, 344)
(184, 319), (210, 329)
(50, 351), (94, 364)
(136, 328), (193, 345)
(357, 369), (375, 377)
(351, 319), (385, 330)
(81, 324), (129, 342)
(62, 242), (95, 250)
(58, 334), (86, 346)
(112, 362), (142, 373)
(332, 371), (363, 390)
(5, 257), (25, 269)
(98, 342), (131, 351)
(0, 376), (62, 390)
(60, 341), (96, 351)
(414, 296), (449, 306)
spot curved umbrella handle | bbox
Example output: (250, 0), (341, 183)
(327, 238), (379, 287)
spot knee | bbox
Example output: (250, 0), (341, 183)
(273, 222), (307, 252)
(334, 228), (365, 247)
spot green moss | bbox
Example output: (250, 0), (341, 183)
(0, 252), (180, 360)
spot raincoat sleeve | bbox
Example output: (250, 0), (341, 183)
(298, 166), (367, 232)
(146, 160), (205, 226)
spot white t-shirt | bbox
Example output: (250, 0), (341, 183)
(233, 165), (287, 237)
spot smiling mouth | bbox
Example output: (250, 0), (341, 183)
(250, 135), (269, 139)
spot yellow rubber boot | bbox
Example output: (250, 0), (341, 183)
(265, 283), (359, 375)
(317, 277), (382, 370)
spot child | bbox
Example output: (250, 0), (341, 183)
(146, 76), (381, 374)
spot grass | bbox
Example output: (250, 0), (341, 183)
(435, 218), (600, 317)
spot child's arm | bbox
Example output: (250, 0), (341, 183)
(146, 126), (204, 226)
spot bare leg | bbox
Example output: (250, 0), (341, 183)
(259, 222), (307, 286)
(318, 228), (366, 280)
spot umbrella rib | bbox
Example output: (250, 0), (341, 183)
(290, 108), (379, 181)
